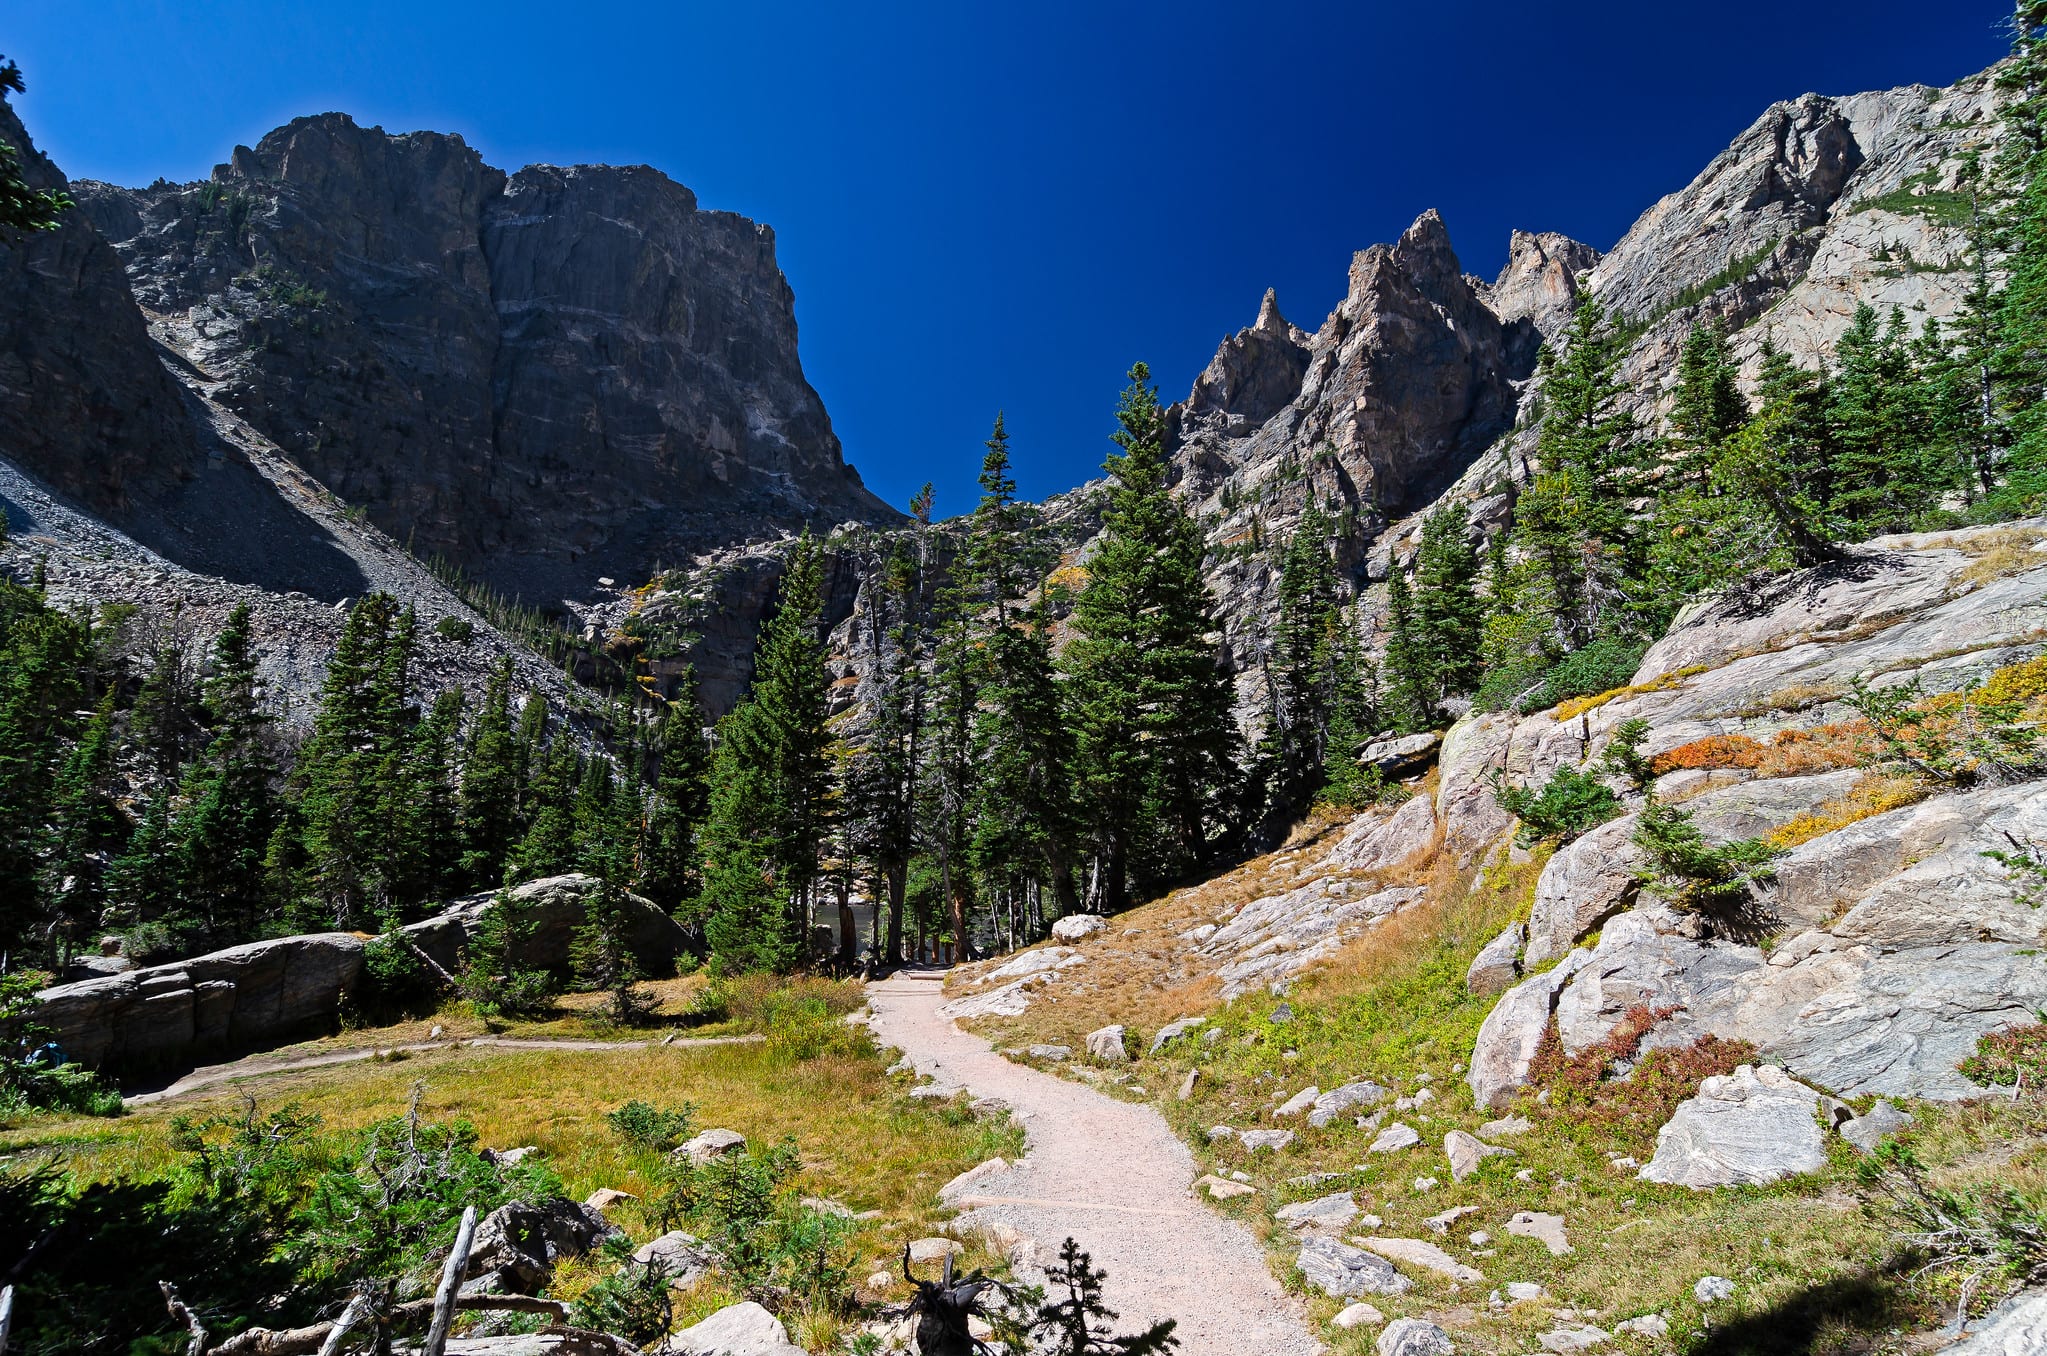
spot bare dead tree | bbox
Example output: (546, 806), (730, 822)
(421, 1204), (478, 1356)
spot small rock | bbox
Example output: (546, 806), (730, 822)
(969, 1096), (1013, 1121)
(1276, 1192), (1358, 1233)
(1539, 1325), (1612, 1353)
(939, 1158), (1008, 1201)
(1839, 1099), (1916, 1152)
(1335, 1301), (1386, 1329)
(1297, 1236), (1413, 1298)
(1506, 1281), (1545, 1302)
(800, 1196), (854, 1217)
(1204, 1027), (1225, 1044)
(1615, 1315), (1669, 1338)
(428, 1024), (445, 1040)
(1309, 1081), (1391, 1128)
(1507, 1210), (1572, 1255)
(1479, 1115), (1533, 1137)
(1051, 914), (1107, 941)
(888, 1055), (915, 1075)
(673, 1300), (805, 1356)
(1370, 1122), (1421, 1153)
(1241, 1129), (1296, 1153)
(583, 1187), (638, 1215)
(1411, 1176), (1438, 1192)
(1086, 1024), (1129, 1063)
(676, 1127), (748, 1165)
(1515, 1168), (1536, 1182)
(1360, 1235), (1485, 1283)
(1608, 1156), (1639, 1171)
(1025, 1044), (1071, 1061)
(1149, 1016), (1207, 1054)
(633, 1230), (714, 1288)
(1207, 1125), (1237, 1142)
(1270, 1003), (1295, 1024)
(1694, 1275), (1735, 1303)
(1376, 1317), (1455, 1356)
(1424, 1205), (1481, 1234)
(1201, 1174), (1257, 1199)
(1468, 1230), (1490, 1245)
(1445, 1129), (1513, 1182)
(1178, 1069), (1199, 1101)
(908, 1238), (963, 1264)
(1277, 1085), (1323, 1118)
(864, 1269), (894, 1292)
(492, 1145), (540, 1166)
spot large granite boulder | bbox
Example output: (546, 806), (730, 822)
(1468, 949), (1592, 1109)
(1638, 1064), (1828, 1188)
(35, 932), (366, 1071)
(404, 873), (688, 978)
(672, 1301), (807, 1356)
(465, 1197), (620, 1294)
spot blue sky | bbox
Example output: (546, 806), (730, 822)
(6, 1), (2016, 517)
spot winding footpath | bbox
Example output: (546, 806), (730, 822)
(866, 970), (1323, 1356)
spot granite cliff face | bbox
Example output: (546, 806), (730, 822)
(71, 112), (896, 603)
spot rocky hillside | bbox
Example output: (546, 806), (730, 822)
(937, 516), (2047, 1351)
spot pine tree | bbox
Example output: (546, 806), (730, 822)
(642, 675), (711, 913)
(844, 540), (923, 962)
(459, 656), (522, 888)
(1063, 364), (1240, 911)
(922, 532), (983, 960)
(1264, 505), (1341, 815)
(0, 582), (91, 958)
(45, 688), (120, 955)
(1413, 504), (1484, 700)
(1670, 321), (1747, 466)
(1998, 4), (2047, 509)
(511, 740), (580, 882)
(1828, 304), (1955, 530)
(1381, 568), (1435, 734)
(106, 790), (182, 936)
(698, 534), (834, 971)
(173, 605), (279, 942)
(1316, 614), (1381, 808)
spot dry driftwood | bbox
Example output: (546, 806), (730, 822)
(205, 1294), (568, 1356)
(422, 1204), (479, 1356)
(160, 1281), (210, 1356)
(1, 1283), (16, 1356)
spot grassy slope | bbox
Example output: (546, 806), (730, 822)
(1, 982), (1024, 1350)
(952, 833), (2047, 1356)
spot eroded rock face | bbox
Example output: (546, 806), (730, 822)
(1467, 949), (1592, 1109)
(75, 112), (897, 602)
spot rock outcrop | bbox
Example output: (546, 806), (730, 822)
(70, 112), (898, 603)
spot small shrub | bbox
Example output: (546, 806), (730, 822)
(1488, 764), (1621, 846)
(1848, 674), (2045, 786)
(1527, 1005), (1756, 1150)
(1960, 1023), (2047, 1088)
(1631, 793), (1779, 926)
(353, 928), (440, 1019)
(0, 970), (123, 1121)
(1526, 637), (1650, 713)
(605, 1099), (696, 1153)
(460, 895), (555, 1020)
(570, 1236), (674, 1342)
(1766, 773), (1927, 849)
(431, 615), (474, 643)
(1859, 1140), (2047, 1314)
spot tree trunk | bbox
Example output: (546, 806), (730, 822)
(836, 877), (855, 966)
(886, 860), (908, 965)
(423, 1205), (478, 1356)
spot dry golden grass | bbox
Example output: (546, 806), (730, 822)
(1939, 525), (2047, 587)
(1549, 664), (1708, 722)
(1, 1011), (1023, 1341)
(1765, 773), (1930, 850)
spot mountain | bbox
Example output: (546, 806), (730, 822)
(62, 111), (897, 604)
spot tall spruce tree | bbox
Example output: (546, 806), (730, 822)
(1264, 505), (1341, 816)
(642, 674), (711, 912)
(1381, 568), (1435, 734)
(1670, 321), (1748, 467)
(459, 656), (522, 888)
(845, 539), (924, 963)
(173, 604), (279, 942)
(1413, 504), (1484, 701)
(1063, 364), (1239, 911)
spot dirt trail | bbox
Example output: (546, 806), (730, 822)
(866, 970), (1322, 1356)
(123, 1033), (765, 1107)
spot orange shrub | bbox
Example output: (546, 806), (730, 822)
(1650, 724), (1875, 779)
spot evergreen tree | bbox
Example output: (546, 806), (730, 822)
(459, 656), (522, 888)
(1670, 321), (1747, 465)
(1263, 505), (1341, 815)
(844, 541), (923, 962)
(1316, 615), (1382, 808)
(0, 581), (91, 958)
(1998, 5), (2047, 509)
(922, 532), (983, 959)
(396, 688), (463, 908)
(45, 689), (120, 955)
(173, 605), (279, 942)
(511, 740), (580, 882)
(1412, 504), (1484, 700)
(1063, 364), (1240, 911)
(641, 675), (711, 912)
(1381, 568), (1435, 734)
(698, 534), (834, 971)
(1827, 304), (1955, 530)
(0, 59), (72, 237)
(106, 790), (182, 936)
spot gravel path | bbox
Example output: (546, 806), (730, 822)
(867, 970), (1323, 1356)
(124, 1032), (765, 1107)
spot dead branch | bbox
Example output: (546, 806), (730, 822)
(1, 1283), (15, 1356)
(160, 1280), (210, 1356)
(422, 1204), (478, 1356)
(208, 1294), (566, 1356)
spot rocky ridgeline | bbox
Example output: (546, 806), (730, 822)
(955, 522), (2047, 1135)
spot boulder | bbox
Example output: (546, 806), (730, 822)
(1693, 1276), (1736, 1303)
(405, 873), (687, 978)
(1369, 1122), (1420, 1153)
(1523, 818), (1640, 968)
(1241, 1129), (1295, 1153)
(1377, 1318), (1455, 1356)
(673, 1300), (807, 1356)
(677, 1128), (747, 1164)
(1359, 730), (1442, 778)
(1639, 1065), (1827, 1188)
(1308, 1080), (1391, 1128)
(1274, 1192), (1358, 1233)
(632, 1230), (713, 1288)
(1086, 1025), (1129, 1063)
(1465, 923), (1524, 996)
(1360, 1236), (1485, 1283)
(1947, 1289), (2047, 1354)
(939, 1158), (1009, 1202)
(1436, 713), (1518, 862)
(1025, 1043), (1072, 1061)
(1148, 1016), (1206, 1054)
(1444, 1130), (1512, 1182)
(907, 1238), (961, 1264)
(1538, 1325), (1612, 1353)
(1839, 1099), (1916, 1152)
(1467, 948), (1593, 1108)
(466, 1198), (619, 1293)
(1296, 1237), (1413, 1298)
(1276, 1085), (1321, 1117)
(1051, 914), (1107, 942)
(1328, 793), (1438, 872)
(583, 1187), (637, 1216)
(979, 947), (1087, 983)
(36, 931), (366, 1071)
(1201, 1175), (1257, 1199)
(1335, 1302), (1386, 1328)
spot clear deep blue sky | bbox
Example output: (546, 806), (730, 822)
(5, 1), (2017, 517)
